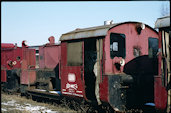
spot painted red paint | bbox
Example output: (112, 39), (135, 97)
(1, 43), (15, 48)
(1, 70), (7, 82)
(99, 75), (109, 102)
(20, 70), (36, 85)
(104, 23), (159, 75)
(1, 44), (23, 82)
(1, 47), (22, 70)
(154, 76), (167, 110)
(22, 48), (36, 69)
(60, 42), (86, 98)
(100, 23), (159, 104)
(20, 48), (36, 85)
(154, 31), (168, 111)
(39, 45), (61, 69)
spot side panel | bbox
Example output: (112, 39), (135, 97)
(1, 48), (22, 70)
(154, 30), (168, 110)
(21, 70), (36, 84)
(39, 45), (61, 69)
(20, 48), (36, 84)
(60, 42), (85, 98)
(99, 75), (108, 102)
(23, 49), (36, 69)
(1, 47), (22, 82)
(44, 46), (61, 69)
(154, 77), (167, 110)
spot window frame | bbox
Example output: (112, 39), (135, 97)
(148, 37), (159, 58)
(67, 41), (83, 66)
(110, 33), (126, 59)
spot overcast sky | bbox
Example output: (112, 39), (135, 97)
(1, 1), (170, 46)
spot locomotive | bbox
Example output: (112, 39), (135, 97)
(1, 20), (169, 112)
(59, 21), (159, 112)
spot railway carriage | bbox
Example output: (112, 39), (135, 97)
(155, 16), (170, 113)
(1, 41), (36, 93)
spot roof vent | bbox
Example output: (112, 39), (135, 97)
(104, 20), (113, 25)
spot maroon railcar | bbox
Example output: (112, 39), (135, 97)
(20, 36), (61, 93)
(155, 16), (170, 113)
(34, 36), (61, 91)
(1, 41), (36, 92)
(59, 21), (159, 112)
(1, 37), (61, 94)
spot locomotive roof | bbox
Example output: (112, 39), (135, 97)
(155, 16), (170, 29)
(60, 21), (155, 41)
(59, 23), (119, 41)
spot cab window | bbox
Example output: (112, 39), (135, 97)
(110, 33), (126, 59)
(148, 37), (158, 58)
(67, 41), (83, 66)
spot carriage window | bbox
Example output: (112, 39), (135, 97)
(148, 38), (158, 58)
(110, 33), (126, 59)
(67, 41), (83, 66)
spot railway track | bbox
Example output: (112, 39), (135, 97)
(2, 89), (150, 113)
(26, 89), (99, 113)
(25, 89), (146, 113)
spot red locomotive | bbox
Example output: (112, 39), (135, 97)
(1, 19), (170, 112)
(59, 21), (159, 112)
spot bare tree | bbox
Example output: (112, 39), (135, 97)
(161, 2), (170, 17)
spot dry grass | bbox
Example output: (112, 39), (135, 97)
(1, 93), (77, 113)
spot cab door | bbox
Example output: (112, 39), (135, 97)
(61, 41), (85, 98)
(154, 31), (170, 111)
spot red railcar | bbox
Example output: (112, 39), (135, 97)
(35, 36), (61, 91)
(1, 37), (61, 93)
(1, 41), (36, 92)
(155, 16), (170, 113)
(59, 21), (159, 111)
(19, 36), (61, 93)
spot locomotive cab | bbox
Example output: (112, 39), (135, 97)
(60, 21), (159, 112)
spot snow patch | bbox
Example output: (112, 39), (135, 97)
(1, 108), (7, 111)
(2, 100), (58, 113)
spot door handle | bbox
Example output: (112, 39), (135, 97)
(81, 68), (83, 81)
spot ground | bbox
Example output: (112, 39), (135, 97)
(1, 93), (77, 113)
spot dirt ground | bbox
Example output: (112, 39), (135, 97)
(1, 93), (77, 113)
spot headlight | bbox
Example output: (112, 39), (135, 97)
(120, 59), (125, 66)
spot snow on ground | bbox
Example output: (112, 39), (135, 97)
(1, 99), (58, 113)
